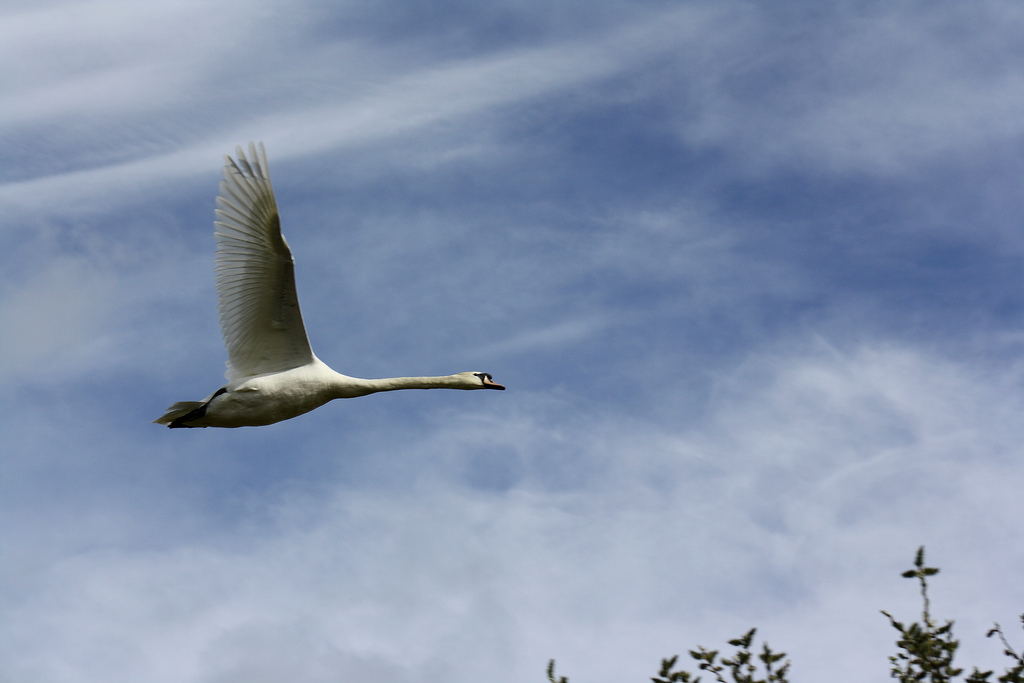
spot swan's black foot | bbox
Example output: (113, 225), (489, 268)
(167, 387), (227, 428)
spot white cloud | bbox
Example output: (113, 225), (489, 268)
(3, 341), (1021, 682)
(0, 3), (724, 215)
(0, 257), (117, 381)
(672, 4), (1024, 175)
(0, 0), (262, 123)
(3, 3), (1023, 683)
(9, 1), (1023, 224)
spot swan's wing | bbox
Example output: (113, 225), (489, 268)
(214, 142), (314, 381)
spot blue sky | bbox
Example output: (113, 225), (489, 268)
(2, 1), (1024, 681)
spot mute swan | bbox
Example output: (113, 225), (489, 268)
(154, 142), (504, 428)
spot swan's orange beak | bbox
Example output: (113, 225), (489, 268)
(483, 376), (505, 390)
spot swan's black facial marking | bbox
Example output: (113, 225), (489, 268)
(474, 372), (505, 390)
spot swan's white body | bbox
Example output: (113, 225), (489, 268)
(154, 143), (503, 428)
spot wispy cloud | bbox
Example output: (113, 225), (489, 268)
(2, 4), (721, 211)
(2, 2), (1023, 682)
(3, 341), (1021, 682)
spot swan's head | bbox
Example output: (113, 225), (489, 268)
(465, 372), (505, 390)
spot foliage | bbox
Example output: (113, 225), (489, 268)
(547, 547), (1022, 683)
(984, 618), (1024, 683)
(547, 628), (789, 683)
(881, 546), (1023, 683)
(881, 546), (992, 682)
(654, 629), (789, 683)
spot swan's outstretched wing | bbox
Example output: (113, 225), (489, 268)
(214, 142), (314, 381)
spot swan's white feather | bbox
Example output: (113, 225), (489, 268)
(213, 142), (314, 381)
(153, 143), (504, 428)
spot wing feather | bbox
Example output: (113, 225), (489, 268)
(214, 142), (314, 381)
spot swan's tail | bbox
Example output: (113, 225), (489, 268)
(152, 401), (205, 426)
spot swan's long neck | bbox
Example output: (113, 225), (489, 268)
(329, 373), (471, 398)
(364, 375), (470, 392)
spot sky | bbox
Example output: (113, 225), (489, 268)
(2, 1), (1024, 681)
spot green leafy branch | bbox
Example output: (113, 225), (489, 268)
(547, 547), (1022, 683)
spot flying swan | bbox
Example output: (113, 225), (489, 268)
(154, 142), (504, 428)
